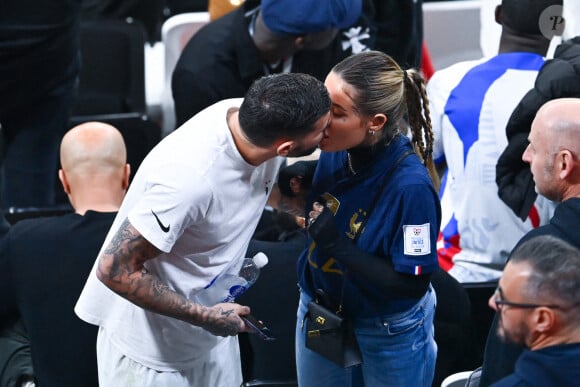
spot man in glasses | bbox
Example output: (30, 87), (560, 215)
(487, 235), (580, 386)
(480, 97), (580, 385)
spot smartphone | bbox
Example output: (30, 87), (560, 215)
(242, 314), (276, 341)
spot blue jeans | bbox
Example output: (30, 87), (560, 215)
(296, 286), (437, 387)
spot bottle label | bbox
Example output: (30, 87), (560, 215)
(228, 285), (248, 300)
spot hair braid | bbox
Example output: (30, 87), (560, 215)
(405, 69), (439, 190)
(331, 51), (440, 190)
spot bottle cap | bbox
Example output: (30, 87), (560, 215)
(252, 252), (269, 269)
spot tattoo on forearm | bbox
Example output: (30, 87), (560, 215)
(96, 219), (243, 334)
(151, 280), (172, 298)
(97, 219), (195, 321)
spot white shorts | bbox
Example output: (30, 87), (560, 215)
(96, 327), (242, 387)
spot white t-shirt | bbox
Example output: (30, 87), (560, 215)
(75, 98), (284, 371)
(427, 53), (555, 283)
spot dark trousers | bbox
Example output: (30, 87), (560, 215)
(0, 78), (75, 210)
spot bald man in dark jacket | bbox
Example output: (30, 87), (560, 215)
(496, 36), (580, 220)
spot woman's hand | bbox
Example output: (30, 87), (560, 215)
(307, 201), (325, 228)
(307, 202), (340, 251)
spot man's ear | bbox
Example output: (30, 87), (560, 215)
(294, 36), (305, 50)
(558, 150), (574, 180)
(275, 140), (294, 157)
(123, 164), (131, 190)
(58, 169), (71, 195)
(534, 307), (556, 334)
(495, 5), (502, 25)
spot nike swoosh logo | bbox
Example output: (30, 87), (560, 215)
(151, 209), (170, 233)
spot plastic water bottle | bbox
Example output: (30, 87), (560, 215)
(193, 252), (269, 306)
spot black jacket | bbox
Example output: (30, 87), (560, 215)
(496, 37), (580, 220)
(491, 344), (580, 387)
(0, 211), (116, 387)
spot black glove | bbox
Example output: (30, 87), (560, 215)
(307, 205), (341, 252)
(308, 204), (432, 300)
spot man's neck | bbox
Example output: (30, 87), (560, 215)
(227, 108), (274, 166)
(561, 185), (580, 202)
(498, 29), (551, 56)
(73, 197), (122, 216)
(530, 326), (580, 351)
(69, 185), (124, 215)
(74, 205), (119, 216)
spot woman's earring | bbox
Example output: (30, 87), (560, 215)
(368, 129), (375, 135)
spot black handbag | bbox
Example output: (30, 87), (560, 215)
(304, 149), (414, 368)
(305, 295), (362, 368)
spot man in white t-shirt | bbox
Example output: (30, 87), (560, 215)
(427, 0), (561, 283)
(74, 73), (331, 386)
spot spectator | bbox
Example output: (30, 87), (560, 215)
(487, 235), (580, 386)
(171, 0), (365, 128)
(0, 121), (130, 386)
(480, 97), (580, 386)
(273, 159), (318, 226)
(496, 36), (580, 220)
(296, 51), (440, 387)
(74, 73), (331, 386)
(277, 157), (470, 387)
(0, 0), (81, 210)
(427, 0), (560, 283)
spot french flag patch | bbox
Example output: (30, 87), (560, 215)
(414, 265), (423, 275)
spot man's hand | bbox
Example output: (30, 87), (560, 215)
(199, 302), (251, 337)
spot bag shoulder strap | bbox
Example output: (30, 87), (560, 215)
(336, 149), (415, 311)
(352, 149), (414, 242)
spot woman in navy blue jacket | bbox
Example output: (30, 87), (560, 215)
(296, 51), (441, 387)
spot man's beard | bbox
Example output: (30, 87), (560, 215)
(288, 145), (318, 158)
(497, 314), (528, 345)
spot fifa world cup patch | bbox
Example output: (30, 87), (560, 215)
(403, 223), (431, 256)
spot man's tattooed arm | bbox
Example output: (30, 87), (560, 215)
(96, 218), (249, 337)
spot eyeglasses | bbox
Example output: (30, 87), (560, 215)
(493, 286), (562, 310)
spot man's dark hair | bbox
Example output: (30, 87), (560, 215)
(500, 0), (563, 35)
(511, 235), (580, 313)
(239, 73), (330, 147)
